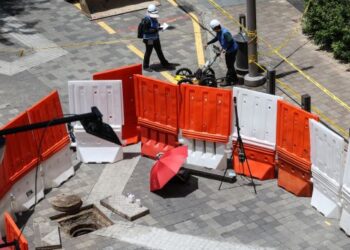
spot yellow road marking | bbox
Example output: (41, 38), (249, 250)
(167, 0), (205, 66)
(74, 3), (82, 10)
(325, 221), (332, 226)
(97, 21), (116, 34)
(127, 45), (177, 84)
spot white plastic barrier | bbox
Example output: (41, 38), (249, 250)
(310, 119), (345, 218)
(68, 80), (124, 163)
(340, 143), (350, 235)
(6, 166), (45, 213)
(42, 144), (74, 189)
(180, 137), (228, 170)
(232, 87), (282, 149)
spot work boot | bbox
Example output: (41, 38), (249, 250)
(143, 67), (153, 72)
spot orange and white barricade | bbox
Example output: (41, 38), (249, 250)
(179, 84), (232, 170)
(232, 87), (282, 180)
(134, 75), (179, 158)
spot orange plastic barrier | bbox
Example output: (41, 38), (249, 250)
(140, 126), (178, 158)
(0, 112), (38, 199)
(4, 212), (28, 250)
(134, 75), (179, 158)
(27, 91), (69, 161)
(277, 150), (313, 196)
(93, 64), (142, 145)
(180, 84), (232, 143)
(276, 100), (318, 196)
(233, 142), (276, 180)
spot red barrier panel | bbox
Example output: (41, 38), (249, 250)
(276, 100), (319, 168)
(27, 91), (69, 161)
(134, 75), (179, 158)
(4, 212), (28, 250)
(277, 150), (313, 196)
(134, 74), (179, 133)
(233, 142), (276, 180)
(93, 64), (142, 145)
(0, 112), (38, 199)
(180, 84), (232, 143)
(276, 100), (318, 196)
(140, 126), (178, 158)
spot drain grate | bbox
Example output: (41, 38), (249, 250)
(50, 204), (113, 238)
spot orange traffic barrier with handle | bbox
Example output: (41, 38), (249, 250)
(180, 84), (232, 143)
(4, 212), (28, 250)
(0, 112), (38, 200)
(27, 91), (69, 161)
(233, 142), (276, 180)
(134, 74), (179, 158)
(93, 64), (142, 145)
(276, 100), (319, 196)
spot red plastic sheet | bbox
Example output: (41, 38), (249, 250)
(27, 91), (69, 160)
(4, 212), (28, 250)
(93, 64), (142, 144)
(180, 84), (232, 143)
(0, 112), (38, 199)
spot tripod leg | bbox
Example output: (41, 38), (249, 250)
(238, 138), (257, 194)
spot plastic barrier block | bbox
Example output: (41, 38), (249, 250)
(180, 84), (232, 143)
(342, 141), (350, 187)
(233, 87), (282, 148)
(182, 137), (227, 170)
(74, 127), (123, 163)
(340, 187), (350, 235)
(277, 154), (312, 197)
(140, 126), (178, 159)
(42, 144), (74, 189)
(0, 112), (38, 200)
(277, 148), (311, 172)
(93, 64), (142, 145)
(27, 91), (70, 161)
(310, 119), (345, 186)
(134, 75), (179, 134)
(276, 100), (319, 165)
(311, 167), (342, 218)
(4, 212), (28, 250)
(233, 142), (276, 180)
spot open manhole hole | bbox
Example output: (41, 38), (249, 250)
(50, 204), (113, 238)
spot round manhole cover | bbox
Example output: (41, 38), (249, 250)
(50, 194), (82, 214)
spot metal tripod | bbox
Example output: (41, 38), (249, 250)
(219, 97), (257, 194)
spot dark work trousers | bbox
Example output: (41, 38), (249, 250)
(143, 39), (168, 68)
(225, 50), (238, 84)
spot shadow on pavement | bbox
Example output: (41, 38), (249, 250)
(154, 175), (198, 198)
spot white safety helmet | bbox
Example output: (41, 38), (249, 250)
(147, 4), (159, 18)
(209, 19), (221, 29)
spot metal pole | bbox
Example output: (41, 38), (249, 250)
(301, 94), (311, 112)
(244, 0), (266, 87)
(267, 69), (276, 95)
(247, 0), (258, 76)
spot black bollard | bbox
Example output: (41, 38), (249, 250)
(267, 69), (276, 95)
(301, 94), (311, 112)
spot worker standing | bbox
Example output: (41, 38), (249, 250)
(142, 4), (171, 72)
(205, 19), (238, 86)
